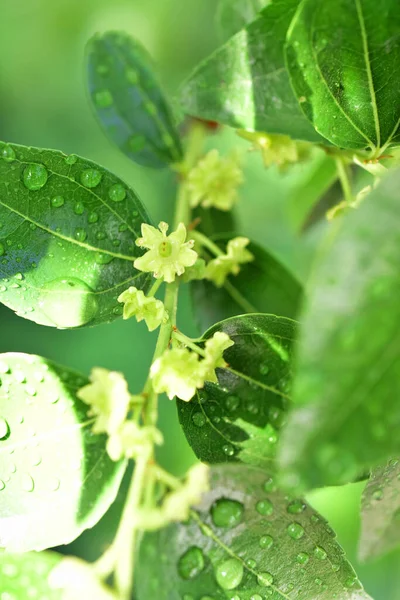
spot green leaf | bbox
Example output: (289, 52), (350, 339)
(359, 459), (400, 562)
(0, 141), (151, 328)
(285, 0), (400, 151)
(87, 31), (183, 169)
(216, 0), (270, 42)
(0, 353), (126, 552)
(0, 553), (116, 599)
(136, 464), (371, 600)
(192, 235), (302, 331)
(279, 168), (400, 491)
(178, 314), (296, 469)
(180, 0), (325, 143)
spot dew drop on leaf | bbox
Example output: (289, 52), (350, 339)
(75, 228), (87, 242)
(222, 444), (235, 456)
(314, 546), (327, 560)
(257, 572), (274, 587)
(23, 164), (48, 191)
(211, 498), (244, 528)
(192, 412), (206, 427)
(256, 499), (273, 516)
(51, 195), (65, 208)
(263, 477), (276, 493)
(95, 252), (114, 265)
(225, 395), (240, 411)
(287, 522), (305, 540)
(0, 417), (10, 440)
(0, 479), (5, 491)
(88, 211), (99, 223)
(296, 552), (309, 565)
(177, 546), (205, 580)
(215, 558), (243, 590)
(108, 183), (126, 203)
(74, 202), (85, 215)
(94, 89), (113, 108)
(80, 168), (102, 188)
(21, 473), (35, 492)
(287, 500), (306, 514)
(65, 154), (78, 165)
(129, 135), (147, 152)
(1, 144), (16, 162)
(259, 535), (274, 549)
(39, 278), (98, 328)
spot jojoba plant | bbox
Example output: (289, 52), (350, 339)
(1, 0), (400, 599)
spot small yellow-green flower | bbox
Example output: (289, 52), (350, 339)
(186, 149), (244, 211)
(181, 258), (207, 282)
(205, 237), (254, 287)
(48, 558), (117, 600)
(238, 130), (311, 171)
(201, 332), (235, 383)
(107, 421), (163, 461)
(150, 347), (204, 401)
(77, 368), (130, 435)
(162, 463), (209, 522)
(118, 286), (165, 331)
(134, 222), (197, 283)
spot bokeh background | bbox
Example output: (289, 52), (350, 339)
(0, 1), (398, 598)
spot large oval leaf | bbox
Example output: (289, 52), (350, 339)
(136, 464), (371, 600)
(286, 0), (400, 151)
(87, 31), (183, 169)
(359, 459), (400, 562)
(178, 314), (297, 468)
(192, 235), (302, 331)
(0, 553), (116, 599)
(0, 353), (126, 552)
(180, 0), (325, 143)
(216, 0), (269, 42)
(0, 141), (151, 328)
(279, 168), (400, 491)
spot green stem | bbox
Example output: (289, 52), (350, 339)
(335, 157), (353, 204)
(148, 278), (163, 297)
(191, 230), (224, 256)
(223, 279), (258, 313)
(172, 330), (207, 357)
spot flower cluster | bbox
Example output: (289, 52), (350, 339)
(150, 331), (234, 401)
(185, 149), (244, 211)
(238, 130), (311, 171)
(132, 463), (209, 530)
(134, 222), (197, 282)
(118, 286), (165, 331)
(49, 558), (116, 600)
(205, 237), (254, 287)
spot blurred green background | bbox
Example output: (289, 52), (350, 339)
(0, 1), (398, 598)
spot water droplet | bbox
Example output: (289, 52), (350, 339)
(223, 444), (235, 456)
(94, 89), (113, 108)
(51, 195), (65, 208)
(0, 480), (5, 491)
(126, 68), (139, 84)
(0, 418), (9, 440)
(287, 522), (305, 540)
(22, 474), (34, 492)
(251, 596), (262, 600)
(256, 499), (273, 516)
(287, 500), (306, 514)
(95, 252), (114, 265)
(23, 164), (48, 191)
(80, 169), (102, 188)
(39, 278), (98, 328)
(259, 535), (273, 549)
(260, 364), (270, 375)
(192, 412), (206, 427)
(257, 572), (274, 587)
(296, 552), (309, 565)
(314, 546), (327, 560)
(269, 406), (285, 428)
(48, 477), (60, 491)
(211, 498), (244, 528)
(65, 154), (78, 165)
(88, 211), (99, 224)
(1, 144), (16, 162)
(74, 202), (85, 215)
(263, 477), (276, 493)
(75, 228), (87, 242)
(215, 558), (243, 590)
(108, 183), (126, 202)
(225, 395), (240, 411)
(177, 546), (205, 580)
(372, 488), (383, 501)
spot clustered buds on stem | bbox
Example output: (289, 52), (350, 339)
(118, 287), (166, 331)
(205, 237), (254, 287)
(238, 130), (311, 171)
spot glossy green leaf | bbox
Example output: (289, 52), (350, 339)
(0, 353), (126, 552)
(180, 0), (325, 142)
(0, 141), (151, 328)
(279, 168), (400, 491)
(87, 31), (183, 169)
(136, 464), (372, 600)
(192, 235), (302, 331)
(286, 0), (400, 151)
(178, 314), (296, 468)
(0, 553), (116, 599)
(359, 459), (400, 562)
(216, 0), (270, 42)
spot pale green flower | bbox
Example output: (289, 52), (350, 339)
(48, 558), (116, 600)
(205, 237), (254, 287)
(163, 463), (209, 522)
(238, 130), (311, 171)
(107, 421), (163, 461)
(201, 332), (235, 383)
(186, 149), (244, 211)
(181, 258), (207, 282)
(118, 286), (165, 331)
(134, 222), (197, 282)
(150, 347), (204, 401)
(77, 368), (130, 435)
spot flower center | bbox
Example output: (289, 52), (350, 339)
(158, 240), (173, 258)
